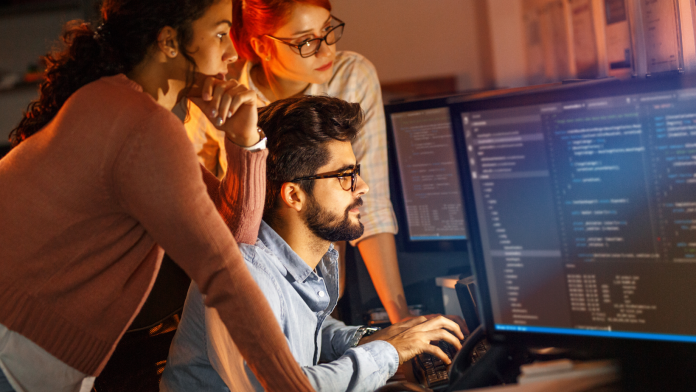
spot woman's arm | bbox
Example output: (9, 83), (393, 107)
(192, 76), (267, 244)
(199, 138), (267, 245)
(357, 233), (411, 321)
(341, 54), (406, 322)
(344, 54), (468, 330)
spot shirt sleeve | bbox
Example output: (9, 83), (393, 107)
(112, 111), (312, 392)
(319, 316), (359, 361)
(313, 316), (398, 391)
(303, 341), (399, 392)
(341, 54), (399, 245)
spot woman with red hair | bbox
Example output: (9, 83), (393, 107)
(186, 0), (416, 326)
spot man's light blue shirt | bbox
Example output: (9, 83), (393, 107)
(161, 221), (399, 391)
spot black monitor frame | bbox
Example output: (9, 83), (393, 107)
(450, 74), (696, 354)
(385, 97), (467, 253)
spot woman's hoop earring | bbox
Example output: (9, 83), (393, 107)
(265, 55), (271, 61)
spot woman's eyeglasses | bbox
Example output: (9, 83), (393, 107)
(265, 15), (345, 58)
(290, 164), (360, 192)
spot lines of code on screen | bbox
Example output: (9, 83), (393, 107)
(391, 108), (466, 241)
(462, 90), (696, 339)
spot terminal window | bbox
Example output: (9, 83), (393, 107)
(390, 107), (466, 241)
(462, 89), (696, 341)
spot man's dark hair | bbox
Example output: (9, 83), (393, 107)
(259, 95), (364, 224)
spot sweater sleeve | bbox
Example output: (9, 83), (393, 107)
(199, 138), (267, 245)
(112, 110), (313, 392)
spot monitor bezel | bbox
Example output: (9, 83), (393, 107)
(384, 97), (468, 253)
(450, 74), (696, 352)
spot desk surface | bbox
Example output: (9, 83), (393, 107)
(463, 365), (619, 392)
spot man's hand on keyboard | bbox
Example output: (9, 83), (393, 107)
(359, 315), (464, 365)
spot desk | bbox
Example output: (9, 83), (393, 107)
(463, 373), (618, 392)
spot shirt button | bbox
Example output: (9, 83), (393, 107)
(318, 291), (325, 297)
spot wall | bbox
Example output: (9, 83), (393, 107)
(0, 8), (83, 144)
(330, 0), (491, 91)
(0, 9), (83, 74)
(486, 0), (527, 88)
(0, 87), (41, 143)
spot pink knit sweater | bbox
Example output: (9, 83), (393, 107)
(0, 75), (312, 391)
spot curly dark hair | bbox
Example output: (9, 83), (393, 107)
(258, 95), (364, 224)
(9, 0), (218, 147)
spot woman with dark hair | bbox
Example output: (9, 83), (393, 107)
(0, 0), (313, 391)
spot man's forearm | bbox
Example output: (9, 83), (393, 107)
(304, 341), (398, 392)
(357, 233), (410, 322)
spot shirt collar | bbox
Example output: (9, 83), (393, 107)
(242, 61), (329, 104)
(258, 221), (338, 283)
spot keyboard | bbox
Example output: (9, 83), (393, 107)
(412, 337), (491, 389)
(413, 340), (459, 389)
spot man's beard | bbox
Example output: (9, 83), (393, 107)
(303, 195), (365, 242)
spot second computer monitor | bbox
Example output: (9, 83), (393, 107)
(386, 102), (467, 247)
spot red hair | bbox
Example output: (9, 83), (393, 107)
(232, 0), (332, 62)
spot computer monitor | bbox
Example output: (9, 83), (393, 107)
(385, 99), (467, 251)
(452, 75), (696, 352)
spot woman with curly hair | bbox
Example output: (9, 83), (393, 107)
(0, 0), (313, 391)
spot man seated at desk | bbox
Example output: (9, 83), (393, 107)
(161, 96), (464, 391)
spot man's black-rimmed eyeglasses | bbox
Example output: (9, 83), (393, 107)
(265, 15), (345, 58)
(290, 164), (360, 192)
